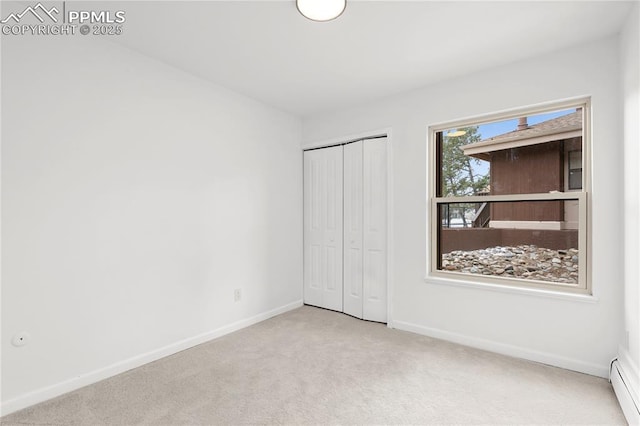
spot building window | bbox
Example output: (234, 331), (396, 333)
(568, 150), (583, 190)
(429, 99), (589, 293)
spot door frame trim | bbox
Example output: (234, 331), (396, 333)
(302, 128), (394, 327)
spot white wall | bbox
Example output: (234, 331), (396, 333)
(1, 35), (302, 413)
(620, 1), (640, 406)
(302, 37), (624, 377)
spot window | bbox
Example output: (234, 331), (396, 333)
(429, 99), (589, 293)
(568, 150), (583, 190)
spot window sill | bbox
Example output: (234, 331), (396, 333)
(424, 274), (598, 303)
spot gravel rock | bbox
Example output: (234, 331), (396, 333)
(442, 245), (579, 284)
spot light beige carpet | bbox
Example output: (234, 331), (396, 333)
(1, 305), (626, 425)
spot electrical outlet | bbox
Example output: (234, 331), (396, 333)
(234, 288), (242, 302)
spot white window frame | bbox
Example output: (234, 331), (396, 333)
(427, 97), (591, 295)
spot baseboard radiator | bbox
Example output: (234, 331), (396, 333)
(611, 359), (640, 425)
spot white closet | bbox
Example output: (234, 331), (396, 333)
(303, 137), (387, 322)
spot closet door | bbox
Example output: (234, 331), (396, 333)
(303, 146), (343, 312)
(343, 138), (387, 322)
(343, 141), (364, 319)
(363, 138), (387, 322)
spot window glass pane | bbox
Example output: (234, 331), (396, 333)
(440, 127), (490, 197)
(438, 108), (582, 197)
(438, 201), (579, 285)
(569, 150), (582, 169)
(569, 170), (582, 190)
(568, 150), (582, 190)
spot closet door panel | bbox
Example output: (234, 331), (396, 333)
(304, 150), (323, 307)
(322, 146), (344, 311)
(343, 141), (363, 319)
(304, 146), (343, 312)
(363, 138), (387, 322)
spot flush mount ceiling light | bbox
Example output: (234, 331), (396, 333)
(297, 0), (346, 22)
(447, 130), (466, 137)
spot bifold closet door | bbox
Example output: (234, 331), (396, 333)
(303, 146), (343, 312)
(344, 138), (387, 322)
(362, 138), (387, 322)
(343, 141), (364, 319)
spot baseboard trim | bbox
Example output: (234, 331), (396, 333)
(611, 348), (640, 425)
(392, 320), (608, 378)
(0, 300), (303, 417)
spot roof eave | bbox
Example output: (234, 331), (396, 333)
(462, 129), (582, 156)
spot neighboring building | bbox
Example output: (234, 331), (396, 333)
(463, 110), (582, 231)
(440, 110), (582, 253)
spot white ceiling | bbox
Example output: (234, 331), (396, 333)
(107, 1), (634, 117)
